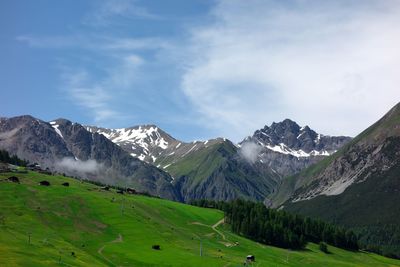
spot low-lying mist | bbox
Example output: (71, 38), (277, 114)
(56, 157), (103, 175)
(239, 141), (262, 164)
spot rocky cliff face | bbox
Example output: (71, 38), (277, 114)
(0, 116), (73, 166)
(240, 119), (351, 177)
(282, 103), (400, 203)
(0, 116), (181, 201)
(280, 102), (400, 258)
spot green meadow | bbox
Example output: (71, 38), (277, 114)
(0, 171), (399, 267)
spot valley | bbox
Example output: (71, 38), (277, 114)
(1, 170), (399, 267)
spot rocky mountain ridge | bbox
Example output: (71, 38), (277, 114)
(0, 116), (181, 201)
(240, 119), (351, 177)
(0, 115), (352, 203)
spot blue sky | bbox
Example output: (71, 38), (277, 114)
(1, 0), (400, 142)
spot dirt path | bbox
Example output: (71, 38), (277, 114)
(97, 233), (123, 266)
(211, 218), (226, 240)
(212, 218), (224, 229)
(190, 218), (228, 242)
(111, 233), (123, 243)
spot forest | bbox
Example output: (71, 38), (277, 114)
(191, 199), (359, 251)
(0, 149), (28, 166)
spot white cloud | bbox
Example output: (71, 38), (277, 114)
(83, 0), (160, 26)
(239, 141), (262, 163)
(181, 0), (400, 140)
(57, 157), (103, 174)
(62, 53), (144, 124)
(16, 34), (168, 51)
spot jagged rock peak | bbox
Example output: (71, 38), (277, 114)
(245, 119), (351, 156)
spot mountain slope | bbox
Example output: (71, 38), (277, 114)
(1, 170), (399, 266)
(86, 125), (275, 202)
(89, 120), (350, 202)
(240, 119), (351, 177)
(86, 125), (227, 170)
(170, 140), (280, 202)
(275, 102), (400, 204)
(277, 102), (400, 257)
(0, 116), (181, 201)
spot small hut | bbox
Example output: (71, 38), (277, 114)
(246, 255), (255, 262)
(39, 180), (50, 186)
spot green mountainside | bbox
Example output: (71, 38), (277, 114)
(1, 170), (399, 266)
(169, 141), (280, 202)
(273, 102), (400, 206)
(276, 102), (400, 257)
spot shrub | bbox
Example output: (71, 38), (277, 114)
(319, 242), (329, 253)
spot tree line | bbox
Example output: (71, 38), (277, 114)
(190, 199), (358, 251)
(0, 149), (28, 166)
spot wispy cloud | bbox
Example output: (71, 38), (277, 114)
(181, 0), (400, 140)
(16, 34), (168, 51)
(16, 35), (87, 49)
(15, 0), (400, 142)
(83, 0), (160, 26)
(62, 70), (118, 123)
(61, 54), (144, 124)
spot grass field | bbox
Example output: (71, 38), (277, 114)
(0, 171), (399, 266)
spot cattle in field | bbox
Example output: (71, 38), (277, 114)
(8, 176), (20, 183)
(127, 188), (136, 194)
(39, 180), (50, 186)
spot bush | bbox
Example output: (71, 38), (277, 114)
(319, 242), (329, 253)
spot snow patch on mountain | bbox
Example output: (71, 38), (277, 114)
(86, 125), (170, 162)
(50, 121), (64, 139)
(265, 143), (332, 158)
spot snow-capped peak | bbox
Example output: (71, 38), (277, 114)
(86, 125), (174, 163)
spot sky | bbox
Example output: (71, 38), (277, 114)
(1, 0), (400, 142)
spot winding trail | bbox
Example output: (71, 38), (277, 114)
(211, 218), (226, 240)
(190, 217), (232, 245)
(97, 233), (123, 266)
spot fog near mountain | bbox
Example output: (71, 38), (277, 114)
(238, 141), (262, 163)
(56, 157), (103, 175)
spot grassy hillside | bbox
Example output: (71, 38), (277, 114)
(0, 171), (399, 266)
(167, 142), (234, 186)
(169, 141), (278, 202)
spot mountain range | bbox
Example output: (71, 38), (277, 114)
(0, 116), (181, 201)
(1, 102), (400, 256)
(0, 115), (350, 203)
(85, 118), (351, 202)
